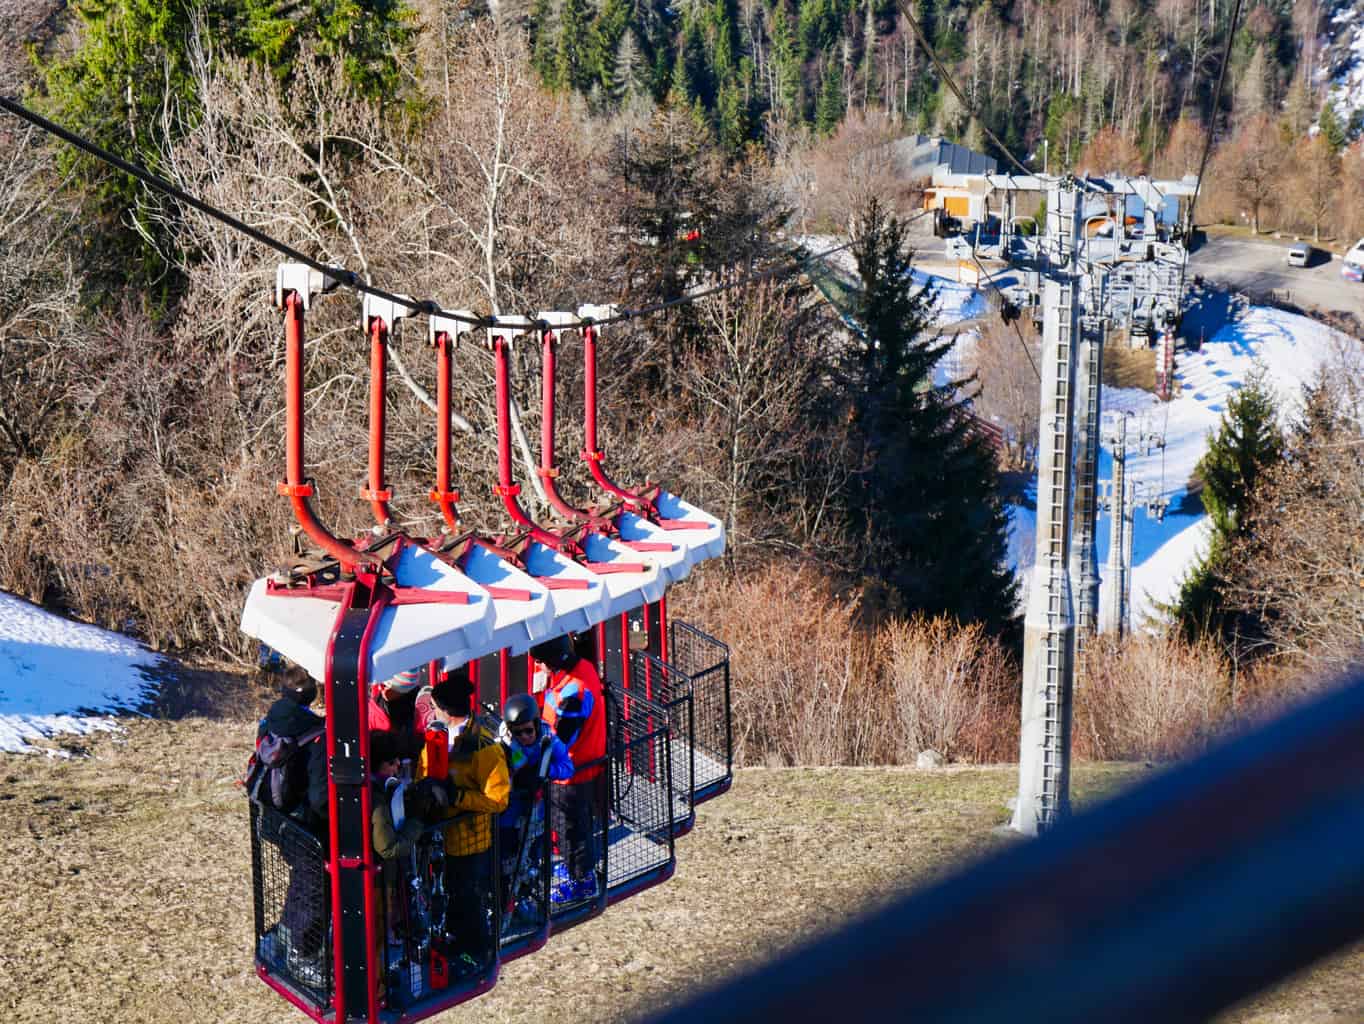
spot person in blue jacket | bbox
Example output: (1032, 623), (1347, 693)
(497, 693), (573, 922)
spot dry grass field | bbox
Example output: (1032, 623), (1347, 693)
(0, 720), (1359, 1023)
(1103, 341), (1158, 392)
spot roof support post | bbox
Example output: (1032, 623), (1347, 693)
(274, 264), (365, 570)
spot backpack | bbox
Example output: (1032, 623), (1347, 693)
(244, 723), (326, 813)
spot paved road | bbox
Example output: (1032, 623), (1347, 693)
(914, 230), (1364, 322)
(1183, 234), (1364, 320)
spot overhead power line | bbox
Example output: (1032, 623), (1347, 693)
(0, 94), (864, 334)
(1186, 0), (1248, 239)
(1179, 0), (1248, 299)
(891, 0), (1035, 181)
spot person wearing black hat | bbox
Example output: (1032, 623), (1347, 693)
(416, 668), (509, 974)
(255, 665), (330, 986)
(255, 665), (328, 830)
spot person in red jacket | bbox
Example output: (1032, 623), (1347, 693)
(367, 668), (424, 759)
(532, 635), (607, 904)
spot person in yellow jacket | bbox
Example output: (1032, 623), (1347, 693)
(416, 669), (509, 974)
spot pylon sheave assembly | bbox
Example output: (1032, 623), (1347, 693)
(239, 264), (734, 1023)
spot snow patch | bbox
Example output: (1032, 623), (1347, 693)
(912, 269), (990, 326)
(0, 591), (160, 755)
(1326, 3), (1364, 122)
(1009, 306), (1352, 629)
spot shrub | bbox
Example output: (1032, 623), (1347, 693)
(674, 561), (1018, 766)
(1074, 634), (1228, 761)
(878, 617), (1018, 764)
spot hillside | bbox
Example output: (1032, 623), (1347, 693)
(0, 720), (1360, 1023)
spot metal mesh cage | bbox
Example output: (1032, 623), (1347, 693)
(250, 801), (334, 1008)
(377, 824), (450, 1011)
(604, 685), (677, 898)
(627, 650), (697, 830)
(668, 620), (733, 801)
(387, 815), (502, 1006)
(547, 767), (609, 923)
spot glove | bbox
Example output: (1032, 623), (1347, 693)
(408, 777), (448, 822)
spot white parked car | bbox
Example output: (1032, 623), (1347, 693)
(1286, 243), (1311, 267)
(1343, 238), (1364, 281)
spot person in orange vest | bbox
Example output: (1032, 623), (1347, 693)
(531, 635), (606, 904)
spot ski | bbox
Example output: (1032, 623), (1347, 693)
(502, 743), (554, 934)
(424, 721), (451, 990)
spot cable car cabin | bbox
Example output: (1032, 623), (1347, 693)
(242, 554), (696, 1021)
(241, 268), (732, 1021)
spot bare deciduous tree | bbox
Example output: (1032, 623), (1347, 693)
(1292, 133), (1339, 243)
(968, 315), (1041, 470)
(1225, 371), (1364, 672)
(679, 281), (846, 555)
(1077, 125), (1146, 176)
(1213, 115), (1287, 234)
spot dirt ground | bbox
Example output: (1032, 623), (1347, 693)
(0, 720), (1359, 1022)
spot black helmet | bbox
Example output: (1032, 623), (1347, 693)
(529, 634), (576, 672)
(502, 693), (541, 730)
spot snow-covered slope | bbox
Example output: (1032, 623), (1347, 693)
(1008, 306), (1351, 627)
(1324, 1), (1364, 123)
(0, 592), (159, 754)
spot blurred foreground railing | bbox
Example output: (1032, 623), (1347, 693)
(650, 668), (1364, 1024)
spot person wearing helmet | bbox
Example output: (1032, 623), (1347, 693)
(500, 694), (574, 794)
(531, 635), (607, 904)
(497, 693), (573, 925)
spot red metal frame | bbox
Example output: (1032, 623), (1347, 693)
(580, 324), (707, 532)
(491, 335), (582, 556)
(321, 573), (387, 1022)
(260, 288), (706, 1024)
(257, 963), (328, 1022)
(362, 315), (395, 526)
(429, 329), (461, 531)
(538, 326), (612, 530)
(278, 292), (367, 570)
(491, 334), (649, 571)
(580, 324), (654, 513)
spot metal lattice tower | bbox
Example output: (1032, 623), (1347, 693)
(1070, 316), (1106, 643)
(1098, 416), (1132, 638)
(1012, 185), (1083, 837)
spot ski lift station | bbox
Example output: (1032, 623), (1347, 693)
(239, 264), (734, 1022)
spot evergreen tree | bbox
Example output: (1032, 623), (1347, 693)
(769, 0), (803, 121)
(557, 0), (597, 91)
(1197, 366), (1284, 540)
(592, 0), (634, 102)
(529, 0), (561, 84)
(814, 58), (845, 135)
(671, 15), (714, 108)
(1173, 365), (1284, 641)
(716, 81), (750, 152)
(41, 0), (412, 286)
(1319, 101), (1348, 152)
(845, 197), (1019, 635)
